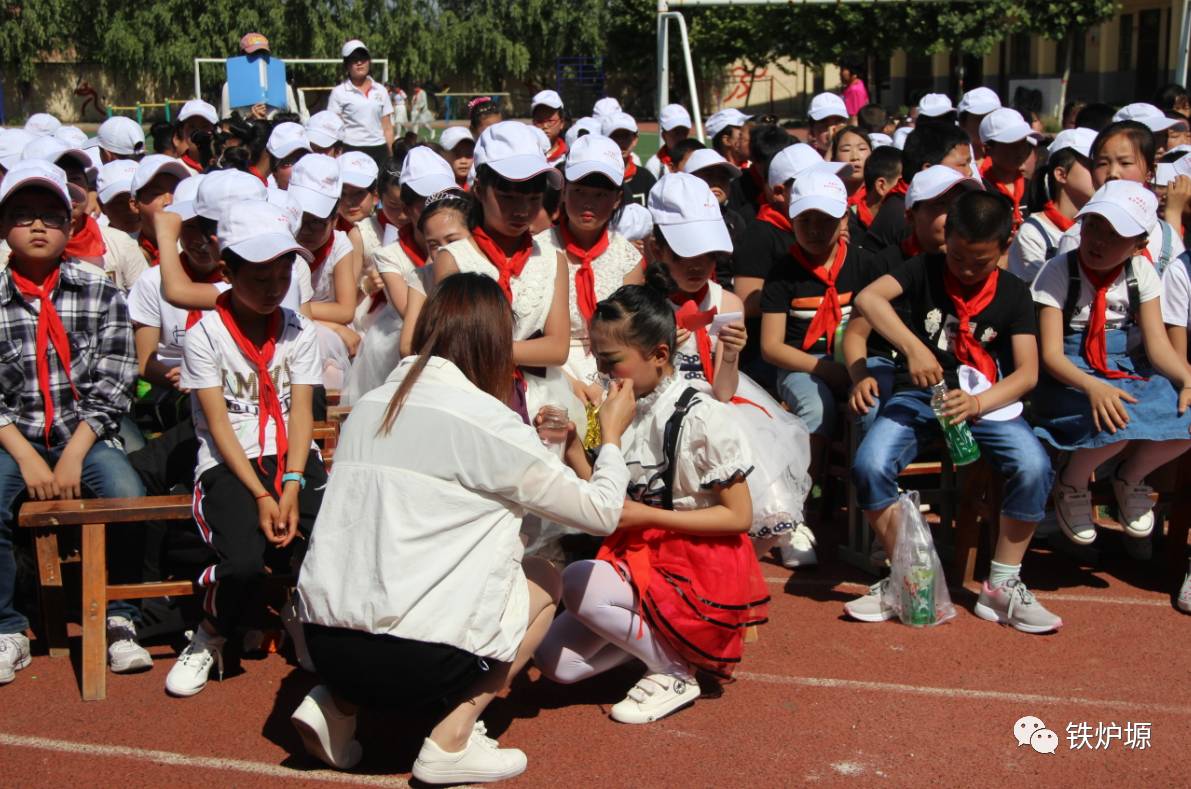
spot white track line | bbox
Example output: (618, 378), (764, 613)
(0, 732), (409, 787)
(737, 671), (1191, 715)
(763, 576), (1170, 606)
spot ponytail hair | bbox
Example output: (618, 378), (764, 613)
(591, 284), (676, 363)
(1026, 145), (1084, 212)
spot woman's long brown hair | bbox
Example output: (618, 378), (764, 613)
(378, 272), (515, 434)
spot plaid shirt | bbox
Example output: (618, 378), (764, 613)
(0, 260), (136, 448)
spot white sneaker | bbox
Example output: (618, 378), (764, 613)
(291, 684), (362, 770)
(165, 627), (225, 697)
(0, 633), (30, 684)
(412, 722), (528, 784)
(1111, 476), (1156, 538)
(779, 523), (818, 568)
(844, 577), (895, 622)
(609, 672), (700, 724)
(1178, 564), (1191, 614)
(281, 597), (315, 672)
(106, 616), (152, 673)
(1053, 481), (1096, 545)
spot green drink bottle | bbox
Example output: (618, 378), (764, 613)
(901, 545), (937, 626)
(833, 315), (849, 363)
(930, 381), (981, 466)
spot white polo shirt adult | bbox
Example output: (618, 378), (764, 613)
(327, 78), (393, 148)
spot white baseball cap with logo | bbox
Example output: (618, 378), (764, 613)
(474, 121), (563, 188)
(647, 172), (732, 257)
(681, 149), (741, 179)
(767, 143), (846, 189)
(178, 100), (218, 126)
(0, 159), (71, 212)
(400, 147), (457, 196)
(217, 199), (314, 262)
(53, 126), (88, 149)
(440, 126), (474, 152)
(600, 112), (638, 136)
(24, 113), (61, 137)
(131, 154), (192, 197)
(1047, 127), (1096, 160)
(194, 169), (267, 222)
(165, 173), (206, 220)
(339, 151), (379, 189)
(918, 93), (955, 118)
(531, 90), (564, 111)
(705, 108), (752, 138)
(565, 134), (625, 185)
(614, 202), (653, 241)
(267, 123), (311, 160)
(0, 130), (34, 170)
(341, 39), (369, 59)
(659, 104), (693, 132)
(1113, 102), (1189, 133)
(979, 108), (1042, 145)
(287, 153), (342, 218)
(787, 171), (849, 219)
(957, 87), (1002, 117)
(1077, 180), (1158, 237)
(97, 116), (146, 156)
(97, 159), (141, 205)
(565, 117), (603, 148)
(305, 111), (345, 149)
(21, 136), (91, 172)
(904, 164), (981, 209)
(808, 93), (848, 122)
(592, 97), (622, 118)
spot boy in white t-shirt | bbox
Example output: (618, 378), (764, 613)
(165, 200), (325, 698)
(95, 159), (150, 290)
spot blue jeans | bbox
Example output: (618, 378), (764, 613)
(778, 356), (896, 438)
(852, 389), (1054, 522)
(0, 440), (145, 634)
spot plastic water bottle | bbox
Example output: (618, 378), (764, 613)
(833, 315), (849, 364)
(901, 546), (937, 627)
(930, 381), (981, 466)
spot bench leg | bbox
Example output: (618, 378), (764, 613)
(81, 523), (107, 701)
(33, 528), (69, 658)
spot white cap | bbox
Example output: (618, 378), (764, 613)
(339, 151), (379, 189)
(529, 125), (551, 154)
(957, 87), (1002, 116)
(177, 100), (218, 126)
(917, 93), (955, 118)
(614, 202), (653, 241)
(592, 97), (622, 118)
(0, 130), (34, 170)
(24, 113), (61, 137)
(439, 126), (474, 152)
(565, 116), (602, 148)
(400, 146), (457, 196)
(217, 199), (314, 262)
(165, 173), (205, 221)
(267, 122), (310, 159)
(195, 169), (267, 222)
(647, 172), (732, 257)
(767, 142), (846, 188)
(53, 126), (88, 148)
(787, 170), (849, 219)
(96, 159), (140, 204)
(1155, 162), (1179, 187)
(600, 111), (638, 136)
(868, 132), (894, 149)
(531, 90), (564, 111)
(659, 104), (693, 132)
(131, 154), (192, 197)
(341, 39), (368, 58)
(21, 136), (91, 172)
(287, 154), (342, 219)
(0, 159), (71, 212)
(904, 164), (981, 208)
(474, 121), (563, 188)
(97, 116), (146, 156)
(808, 93), (848, 122)
(892, 126), (914, 150)
(681, 148), (741, 179)
(1077, 180), (1158, 237)
(1048, 127), (1096, 160)
(1113, 102), (1189, 133)
(705, 108), (752, 138)
(564, 134), (624, 186)
(304, 111), (344, 149)
(979, 108), (1041, 145)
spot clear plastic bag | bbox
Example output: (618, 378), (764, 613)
(887, 491), (956, 627)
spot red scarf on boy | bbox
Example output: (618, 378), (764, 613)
(899, 232), (923, 258)
(1041, 201), (1075, 233)
(472, 226), (532, 303)
(791, 239), (848, 353)
(942, 268), (1000, 384)
(980, 158), (1025, 227)
(213, 291), (287, 495)
(11, 267), (77, 446)
(1079, 257), (1145, 381)
(756, 202), (791, 233)
(656, 145), (673, 172)
(848, 185), (874, 227)
(888, 178), (909, 196)
(139, 235), (160, 267)
(560, 222), (609, 321)
(181, 255), (225, 329)
(65, 217), (106, 259)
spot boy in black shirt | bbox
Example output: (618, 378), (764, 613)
(847, 191), (1059, 635)
(852, 144), (901, 232)
(602, 111), (656, 205)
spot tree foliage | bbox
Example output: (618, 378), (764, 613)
(0, 0), (83, 81)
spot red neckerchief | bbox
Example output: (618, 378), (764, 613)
(213, 291), (287, 495)
(65, 216), (106, 259)
(248, 165), (268, 186)
(139, 235), (160, 267)
(756, 202), (791, 232)
(10, 267), (77, 447)
(657, 145), (673, 171)
(561, 222), (610, 321)
(899, 232), (923, 258)
(942, 267), (1001, 384)
(335, 216), (354, 233)
(181, 153), (203, 173)
(181, 254), (224, 329)
(547, 137), (568, 162)
(1041, 200), (1075, 232)
(849, 184), (873, 227)
(790, 239), (848, 353)
(306, 233), (335, 276)
(980, 158), (1025, 227)
(889, 178), (909, 196)
(624, 160), (638, 180)
(1079, 257), (1145, 381)
(472, 225), (532, 303)
(397, 223), (428, 268)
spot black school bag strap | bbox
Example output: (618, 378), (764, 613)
(1062, 252), (1140, 335)
(1024, 215), (1057, 261)
(659, 387), (700, 511)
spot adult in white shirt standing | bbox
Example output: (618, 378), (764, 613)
(326, 39), (394, 170)
(291, 272), (640, 783)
